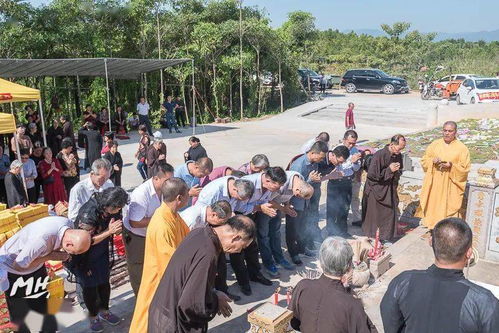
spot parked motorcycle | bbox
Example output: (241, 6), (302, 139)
(420, 77), (443, 100)
(420, 66), (445, 100)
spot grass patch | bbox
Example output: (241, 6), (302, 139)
(367, 118), (499, 164)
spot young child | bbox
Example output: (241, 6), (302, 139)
(101, 132), (114, 155)
(345, 102), (356, 130)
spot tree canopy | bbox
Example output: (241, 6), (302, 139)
(1, 0), (498, 125)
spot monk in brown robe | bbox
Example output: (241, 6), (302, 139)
(148, 215), (256, 333)
(362, 135), (406, 241)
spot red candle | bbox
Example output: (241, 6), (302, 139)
(274, 292), (278, 305)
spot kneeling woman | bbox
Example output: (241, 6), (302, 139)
(67, 186), (129, 332)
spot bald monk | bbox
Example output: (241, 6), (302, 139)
(256, 171), (315, 277)
(0, 216), (91, 332)
(130, 178), (191, 333)
(148, 215), (257, 333)
(416, 121), (471, 229)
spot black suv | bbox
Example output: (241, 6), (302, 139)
(340, 69), (409, 94)
(298, 69), (321, 88)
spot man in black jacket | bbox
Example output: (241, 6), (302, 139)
(381, 218), (499, 333)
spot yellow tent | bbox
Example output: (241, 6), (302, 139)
(0, 113), (16, 134)
(0, 78), (46, 146)
(0, 78), (40, 103)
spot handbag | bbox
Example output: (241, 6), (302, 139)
(43, 176), (55, 185)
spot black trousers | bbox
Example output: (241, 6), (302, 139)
(326, 179), (353, 237)
(215, 252), (228, 293)
(286, 209), (308, 257)
(0, 178), (6, 203)
(175, 110), (186, 127)
(123, 228), (146, 296)
(27, 186), (38, 204)
(5, 266), (57, 333)
(229, 239), (261, 287)
(82, 283), (111, 317)
(63, 176), (79, 196)
(138, 114), (153, 136)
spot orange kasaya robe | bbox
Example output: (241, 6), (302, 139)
(129, 202), (190, 333)
(416, 138), (471, 229)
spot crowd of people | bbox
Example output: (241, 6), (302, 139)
(1, 100), (498, 333)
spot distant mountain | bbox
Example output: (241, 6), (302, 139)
(341, 29), (499, 42)
(433, 30), (499, 42)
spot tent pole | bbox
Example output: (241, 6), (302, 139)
(76, 75), (82, 117)
(9, 102), (14, 115)
(104, 59), (112, 132)
(38, 99), (48, 147)
(191, 59), (195, 135)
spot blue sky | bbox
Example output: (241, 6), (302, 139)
(29, 0), (498, 33)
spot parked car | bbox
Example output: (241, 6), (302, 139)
(298, 69), (321, 89)
(436, 74), (479, 89)
(340, 69), (409, 94)
(456, 77), (499, 104)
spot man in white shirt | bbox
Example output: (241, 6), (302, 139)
(180, 200), (237, 300)
(0, 216), (90, 332)
(325, 130), (361, 238)
(68, 158), (113, 223)
(196, 176), (254, 210)
(180, 200), (232, 230)
(136, 96), (153, 136)
(123, 162), (174, 295)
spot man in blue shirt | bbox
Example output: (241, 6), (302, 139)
(287, 141), (328, 265)
(162, 95), (181, 134)
(174, 157), (213, 209)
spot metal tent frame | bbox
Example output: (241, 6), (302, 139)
(0, 58), (195, 133)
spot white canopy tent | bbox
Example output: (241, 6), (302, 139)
(0, 58), (195, 133)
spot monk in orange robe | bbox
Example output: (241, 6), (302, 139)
(129, 178), (190, 333)
(416, 121), (470, 229)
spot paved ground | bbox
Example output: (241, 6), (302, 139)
(23, 91), (498, 332)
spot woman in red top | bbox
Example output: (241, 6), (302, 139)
(345, 102), (356, 130)
(38, 147), (67, 205)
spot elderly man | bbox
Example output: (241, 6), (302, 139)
(148, 215), (256, 333)
(362, 134), (405, 241)
(193, 166), (245, 205)
(195, 176), (255, 297)
(174, 157), (214, 208)
(323, 143), (354, 237)
(258, 171), (314, 277)
(238, 154), (270, 174)
(290, 236), (376, 332)
(130, 178), (190, 333)
(287, 141), (328, 265)
(123, 163), (174, 295)
(181, 200), (232, 231)
(300, 131), (330, 154)
(381, 218), (499, 332)
(197, 176), (255, 209)
(0, 216), (91, 332)
(230, 167), (287, 295)
(68, 158), (113, 222)
(416, 121), (471, 229)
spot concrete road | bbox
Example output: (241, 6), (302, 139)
(27, 92), (442, 332)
